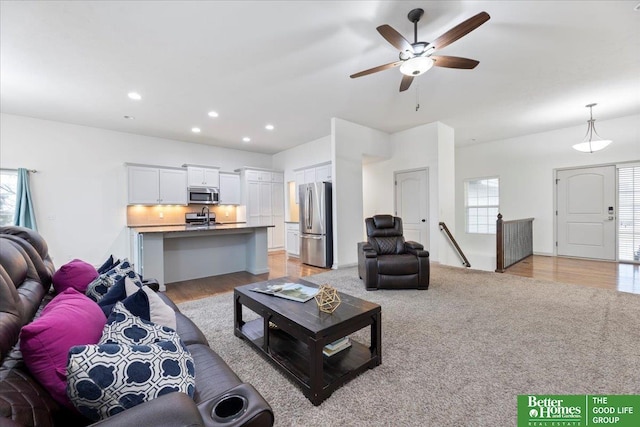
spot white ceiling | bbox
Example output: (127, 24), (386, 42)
(1, 1), (639, 154)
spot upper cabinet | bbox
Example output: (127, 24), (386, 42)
(294, 162), (332, 203)
(128, 165), (187, 205)
(186, 166), (220, 188)
(219, 172), (241, 205)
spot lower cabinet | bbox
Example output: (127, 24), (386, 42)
(286, 222), (299, 257)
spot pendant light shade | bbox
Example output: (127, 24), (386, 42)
(572, 103), (612, 153)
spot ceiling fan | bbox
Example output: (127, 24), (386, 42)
(350, 9), (490, 92)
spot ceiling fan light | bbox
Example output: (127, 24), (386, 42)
(400, 56), (434, 76)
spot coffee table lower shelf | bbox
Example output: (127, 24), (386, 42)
(236, 318), (377, 405)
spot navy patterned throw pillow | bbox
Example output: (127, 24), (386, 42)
(85, 260), (134, 302)
(100, 302), (178, 346)
(67, 303), (194, 421)
(66, 341), (195, 421)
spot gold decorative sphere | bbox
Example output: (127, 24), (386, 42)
(314, 284), (341, 314)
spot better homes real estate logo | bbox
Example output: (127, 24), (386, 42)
(518, 395), (640, 427)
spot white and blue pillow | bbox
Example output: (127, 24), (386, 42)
(98, 276), (176, 331)
(100, 302), (178, 346)
(85, 260), (134, 302)
(66, 303), (194, 421)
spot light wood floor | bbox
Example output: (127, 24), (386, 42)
(165, 252), (640, 304)
(165, 251), (327, 304)
(503, 255), (640, 295)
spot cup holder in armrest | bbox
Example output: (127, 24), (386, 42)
(212, 394), (248, 423)
(198, 383), (274, 426)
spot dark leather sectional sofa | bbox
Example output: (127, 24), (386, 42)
(0, 226), (274, 427)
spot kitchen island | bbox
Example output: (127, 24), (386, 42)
(129, 223), (273, 290)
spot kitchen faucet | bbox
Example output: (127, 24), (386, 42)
(201, 206), (210, 224)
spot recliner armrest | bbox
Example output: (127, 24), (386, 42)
(197, 383), (274, 427)
(90, 392), (203, 427)
(364, 250), (377, 258)
(361, 242), (374, 252)
(405, 241), (429, 257)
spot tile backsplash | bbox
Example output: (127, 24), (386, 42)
(127, 205), (238, 226)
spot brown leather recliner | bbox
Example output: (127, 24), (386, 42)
(357, 215), (429, 290)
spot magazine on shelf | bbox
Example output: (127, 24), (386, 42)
(251, 282), (319, 303)
(323, 337), (351, 357)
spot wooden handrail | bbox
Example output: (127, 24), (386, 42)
(439, 222), (471, 268)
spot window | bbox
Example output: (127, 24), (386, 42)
(465, 177), (499, 234)
(0, 169), (18, 226)
(618, 165), (640, 262)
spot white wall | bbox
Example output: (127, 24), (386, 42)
(0, 113), (272, 265)
(362, 121), (457, 264)
(331, 118), (390, 268)
(455, 113), (640, 270)
(272, 135), (331, 221)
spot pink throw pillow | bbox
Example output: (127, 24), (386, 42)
(52, 259), (98, 293)
(20, 288), (106, 409)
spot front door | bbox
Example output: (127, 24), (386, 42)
(394, 169), (429, 248)
(557, 165), (616, 260)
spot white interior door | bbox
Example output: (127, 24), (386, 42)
(395, 169), (429, 248)
(557, 165), (616, 260)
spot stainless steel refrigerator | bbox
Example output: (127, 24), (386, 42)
(299, 181), (333, 268)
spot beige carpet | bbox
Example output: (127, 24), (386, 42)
(178, 265), (640, 426)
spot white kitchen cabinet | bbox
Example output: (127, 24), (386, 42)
(246, 170), (272, 182)
(187, 166), (220, 188)
(128, 165), (187, 205)
(294, 163), (332, 204)
(315, 164), (331, 182)
(237, 168), (285, 250)
(219, 173), (241, 205)
(304, 169), (316, 184)
(286, 222), (299, 256)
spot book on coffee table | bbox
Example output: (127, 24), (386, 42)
(251, 282), (319, 303)
(323, 337), (351, 357)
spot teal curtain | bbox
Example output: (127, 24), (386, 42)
(13, 168), (37, 230)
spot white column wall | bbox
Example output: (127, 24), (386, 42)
(0, 113), (272, 265)
(331, 118), (390, 268)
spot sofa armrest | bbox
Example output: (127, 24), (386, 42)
(197, 383), (274, 427)
(405, 241), (429, 257)
(90, 392), (204, 427)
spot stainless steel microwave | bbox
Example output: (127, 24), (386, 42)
(188, 187), (219, 204)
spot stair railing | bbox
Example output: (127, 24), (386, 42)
(439, 222), (471, 268)
(496, 213), (534, 272)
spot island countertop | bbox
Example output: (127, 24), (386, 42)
(130, 223), (274, 234)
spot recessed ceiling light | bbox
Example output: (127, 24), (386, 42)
(265, 124), (275, 130)
(208, 111), (219, 118)
(124, 115), (135, 120)
(128, 92), (142, 100)
(635, 2), (640, 11)
(242, 137), (251, 142)
(192, 127), (201, 133)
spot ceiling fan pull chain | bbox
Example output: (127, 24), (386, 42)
(415, 82), (420, 111)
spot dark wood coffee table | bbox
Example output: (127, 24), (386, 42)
(234, 277), (381, 406)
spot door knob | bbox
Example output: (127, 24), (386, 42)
(421, 219), (426, 222)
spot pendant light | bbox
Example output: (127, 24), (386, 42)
(572, 103), (612, 153)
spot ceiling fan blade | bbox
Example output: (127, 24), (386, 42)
(377, 24), (412, 52)
(350, 61), (402, 78)
(431, 55), (479, 69)
(399, 74), (414, 92)
(431, 11), (490, 51)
